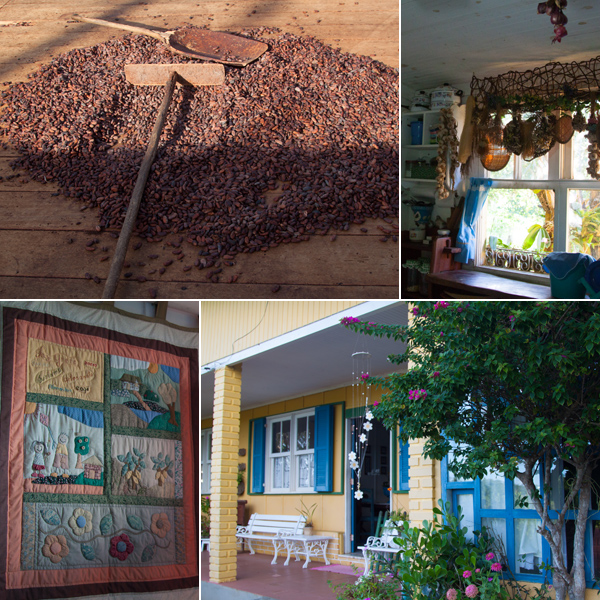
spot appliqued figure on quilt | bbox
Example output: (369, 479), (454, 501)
(23, 403), (104, 494)
(110, 357), (180, 433)
(111, 435), (182, 499)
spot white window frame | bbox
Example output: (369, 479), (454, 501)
(201, 428), (212, 495)
(473, 134), (600, 284)
(265, 408), (316, 494)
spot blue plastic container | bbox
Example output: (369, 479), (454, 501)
(410, 120), (423, 145)
(542, 252), (595, 299)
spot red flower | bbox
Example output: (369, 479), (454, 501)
(110, 533), (134, 561)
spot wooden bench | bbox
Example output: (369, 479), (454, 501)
(357, 520), (402, 577)
(236, 514), (307, 565)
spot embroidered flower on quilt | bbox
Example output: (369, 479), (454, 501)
(110, 533), (134, 561)
(68, 508), (93, 536)
(41, 535), (69, 563)
(151, 512), (172, 538)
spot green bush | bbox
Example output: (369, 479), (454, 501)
(201, 495), (210, 538)
(393, 501), (510, 600)
(329, 568), (401, 600)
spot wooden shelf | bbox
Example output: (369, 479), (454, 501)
(403, 178), (436, 183)
(401, 240), (435, 251)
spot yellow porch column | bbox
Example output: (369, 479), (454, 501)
(407, 439), (436, 525)
(209, 365), (242, 583)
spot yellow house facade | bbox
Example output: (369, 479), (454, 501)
(200, 300), (441, 584)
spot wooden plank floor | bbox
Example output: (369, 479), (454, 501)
(0, 0), (398, 299)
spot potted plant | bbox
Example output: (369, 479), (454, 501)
(237, 470), (245, 496)
(297, 500), (318, 535)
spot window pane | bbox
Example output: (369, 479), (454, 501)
(308, 415), (315, 450)
(549, 459), (566, 511)
(208, 433), (212, 460)
(520, 154), (549, 181)
(298, 454), (314, 489)
(297, 417), (308, 451)
(481, 517), (507, 562)
(567, 190), (600, 259)
(481, 469), (505, 510)
(515, 519), (543, 574)
(513, 464), (541, 509)
(593, 522), (600, 579)
(572, 109), (593, 180)
(447, 443), (471, 482)
(455, 493), (475, 541)
(491, 155), (515, 180)
(272, 422), (281, 454)
(281, 420), (290, 452)
(484, 189), (549, 253)
(273, 456), (290, 489)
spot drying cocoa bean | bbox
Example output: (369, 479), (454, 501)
(0, 28), (398, 262)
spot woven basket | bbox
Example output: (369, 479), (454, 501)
(479, 138), (511, 171)
(555, 114), (574, 143)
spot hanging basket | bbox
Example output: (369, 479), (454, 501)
(479, 137), (511, 171)
(503, 115), (523, 155)
(555, 114), (574, 143)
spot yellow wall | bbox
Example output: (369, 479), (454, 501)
(201, 384), (398, 538)
(201, 301), (364, 364)
(238, 387), (348, 533)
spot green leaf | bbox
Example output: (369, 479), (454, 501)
(40, 508), (61, 526)
(100, 514), (113, 535)
(127, 514), (144, 531)
(141, 544), (155, 563)
(81, 544), (95, 561)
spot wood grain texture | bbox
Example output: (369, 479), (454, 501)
(0, 0), (398, 300)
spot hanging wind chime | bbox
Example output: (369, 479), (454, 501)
(349, 350), (374, 500)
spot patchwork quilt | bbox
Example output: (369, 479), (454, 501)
(0, 306), (199, 599)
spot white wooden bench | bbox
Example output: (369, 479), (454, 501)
(236, 514), (307, 565)
(357, 520), (402, 576)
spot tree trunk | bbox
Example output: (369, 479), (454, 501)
(168, 402), (177, 427)
(569, 470), (592, 600)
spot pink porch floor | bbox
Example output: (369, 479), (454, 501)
(201, 550), (360, 600)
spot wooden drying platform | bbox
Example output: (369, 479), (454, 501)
(0, 0), (399, 300)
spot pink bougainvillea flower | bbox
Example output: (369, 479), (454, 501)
(446, 589), (458, 600)
(110, 533), (134, 561)
(412, 307), (419, 315)
(475, 568), (480, 573)
(433, 371), (440, 378)
(462, 570), (472, 578)
(361, 373), (369, 381)
(485, 552), (495, 561)
(465, 584), (479, 598)
(373, 401), (379, 406)
(491, 562), (503, 572)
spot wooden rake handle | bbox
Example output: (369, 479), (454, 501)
(72, 14), (167, 43)
(102, 71), (178, 299)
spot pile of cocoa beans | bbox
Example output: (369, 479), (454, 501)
(0, 27), (398, 257)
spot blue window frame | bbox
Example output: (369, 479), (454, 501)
(442, 455), (600, 588)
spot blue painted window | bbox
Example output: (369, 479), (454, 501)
(314, 404), (334, 492)
(399, 437), (410, 491)
(250, 406), (335, 494)
(442, 454), (600, 587)
(251, 417), (266, 493)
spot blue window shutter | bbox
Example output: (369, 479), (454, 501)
(251, 417), (266, 493)
(314, 404), (334, 492)
(399, 439), (410, 491)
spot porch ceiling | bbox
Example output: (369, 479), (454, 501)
(201, 302), (408, 420)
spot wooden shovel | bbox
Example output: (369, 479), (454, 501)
(72, 15), (268, 66)
(101, 63), (225, 299)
